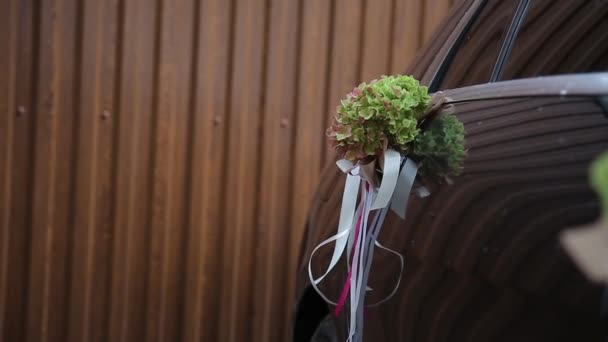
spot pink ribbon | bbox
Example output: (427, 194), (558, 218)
(334, 196), (364, 317)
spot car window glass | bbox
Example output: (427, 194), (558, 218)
(406, 0), (476, 83)
(435, 0), (520, 90)
(370, 95), (608, 339)
(500, 0), (608, 80)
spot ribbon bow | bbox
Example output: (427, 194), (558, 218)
(308, 149), (427, 342)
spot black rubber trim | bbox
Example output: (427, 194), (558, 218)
(597, 95), (608, 117)
(489, 0), (531, 82)
(428, 0), (489, 92)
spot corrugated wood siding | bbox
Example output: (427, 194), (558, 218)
(0, 0), (453, 341)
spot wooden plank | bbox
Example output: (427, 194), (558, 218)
(26, 0), (78, 341)
(67, 0), (119, 341)
(218, 0), (267, 340)
(1, 1), (36, 341)
(67, 0), (100, 339)
(145, 0), (194, 340)
(423, 0), (452, 43)
(323, 0), (365, 165)
(0, 0), (17, 336)
(108, 0), (157, 340)
(87, 1), (120, 340)
(391, 0), (424, 73)
(285, 0), (332, 338)
(182, 0), (232, 340)
(360, 0), (393, 81)
(253, 0), (300, 340)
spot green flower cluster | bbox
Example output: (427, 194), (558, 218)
(590, 151), (608, 215)
(327, 74), (466, 179)
(327, 75), (430, 161)
(413, 115), (466, 178)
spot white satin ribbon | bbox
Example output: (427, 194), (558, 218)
(348, 185), (373, 341)
(308, 148), (424, 342)
(390, 158), (419, 219)
(370, 149), (401, 210)
(309, 171), (360, 292)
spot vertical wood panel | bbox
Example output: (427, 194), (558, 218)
(86, 1), (119, 339)
(145, 0), (194, 340)
(323, 0), (366, 164)
(360, 0), (393, 81)
(68, 0), (118, 341)
(1, 1), (37, 341)
(0, 0), (17, 336)
(391, 0), (424, 73)
(0, 1), (455, 341)
(286, 0), (332, 338)
(254, 0), (300, 340)
(27, 0), (78, 341)
(109, 0), (157, 340)
(182, 0), (232, 341)
(218, 0), (267, 341)
(424, 0), (452, 42)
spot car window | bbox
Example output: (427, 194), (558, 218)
(500, 0), (608, 80)
(406, 0), (477, 85)
(358, 93), (608, 340)
(434, 0), (521, 90)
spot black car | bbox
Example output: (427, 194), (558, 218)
(293, 0), (608, 341)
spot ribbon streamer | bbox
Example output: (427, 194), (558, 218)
(308, 148), (422, 342)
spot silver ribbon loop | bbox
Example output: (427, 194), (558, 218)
(390, 158), (419, 219)
(311, 171), (360, 286)
(308, 148), (427, 342)
(370, 149), (401, 210)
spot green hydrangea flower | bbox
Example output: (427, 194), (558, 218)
(327, 75), (431, 160)
(327, 74), (466, 180)
(411, 115), (466, 179)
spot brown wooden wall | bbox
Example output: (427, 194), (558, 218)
(0, 0), (454, 341)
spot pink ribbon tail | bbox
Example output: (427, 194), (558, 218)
(334, 185), (366, 317)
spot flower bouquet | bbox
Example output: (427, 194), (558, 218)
(327, 75), (465, 184)
(310, 75), (466, 342)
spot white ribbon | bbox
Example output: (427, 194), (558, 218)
(348, 185), (373, 341)
(308, 148), (423, 342)
(308, 172), (360, 303)
(370, 149), (401, 210)
(390, 158), (419, 218)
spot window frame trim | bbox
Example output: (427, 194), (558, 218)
(442, 72), (608, 103)
(420, 0), (487, 91)
(489, 0), (532, 82)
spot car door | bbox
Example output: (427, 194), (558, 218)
(313, 73), (608, 342)
(297, 1), (608, 341)
(357, 1), (608, 339)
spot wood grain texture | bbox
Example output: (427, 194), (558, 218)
(286, 0), (331, 339)
(423, 0), (453, 42)
(0, 0), (454, 340)
(0, 0), (17, 337)
(391, 0), (424, 74)
(360, 0), (393, 81)
(67, 1), (118, 342)
(218, 0), (267, 340)
(27, 0), (79, 340)
(182, 0), (232, 341)
(109, 0), (157, 340)
(253, 0), (300, 340)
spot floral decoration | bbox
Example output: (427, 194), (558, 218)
(327, 75), (466, 180)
